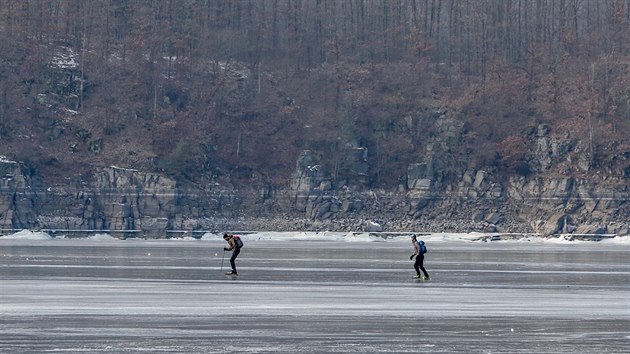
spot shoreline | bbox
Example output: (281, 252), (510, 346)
(0, 229), (624, 243)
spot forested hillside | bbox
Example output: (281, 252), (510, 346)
(1, 0), (629, 190)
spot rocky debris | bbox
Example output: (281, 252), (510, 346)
(1, 152), (629, 237)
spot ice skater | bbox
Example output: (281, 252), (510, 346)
(223, 233), (243, 275)
(409, 234), (430, 280)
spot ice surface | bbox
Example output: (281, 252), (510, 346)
(1, 232), (629, 353)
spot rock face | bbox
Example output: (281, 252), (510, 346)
(514, 176), (629, 236)
(0, 157), (36, 229)
(1, 147), (629, 237)
(94, 167), (178, 237)
(23, 166), (179, 238)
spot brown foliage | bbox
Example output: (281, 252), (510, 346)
(496, 136), (530, 176)
(0, 0), (629, 188)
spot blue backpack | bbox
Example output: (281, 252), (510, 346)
(418, 240), (427, 254)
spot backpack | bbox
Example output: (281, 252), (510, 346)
(233, 235), (244, 248)
(418, 240), (427, 254)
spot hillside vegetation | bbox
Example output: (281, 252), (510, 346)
(1, 0), (629, 190)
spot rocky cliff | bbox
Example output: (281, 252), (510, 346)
(2, 7), (630, 239)
(2, 147), (628, 238)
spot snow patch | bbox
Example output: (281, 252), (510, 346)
(200, 232), (223, 240)
(168, 236), (198, 241)
(2, 230), (52, 240)
(110, 165), (138, 172)
(344, 232), (383, 242)
(88, 233), (119, 241)
(0, 155), (17, 164)
(600, 235), (630, 245)
(50, 46), (79, 69)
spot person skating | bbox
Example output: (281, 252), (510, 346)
(223, 233), (243, 275)
(409, 234), (430, 280)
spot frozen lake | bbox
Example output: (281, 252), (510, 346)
(1, 232), (629, 353)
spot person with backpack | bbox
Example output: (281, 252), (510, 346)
(223, 233), (243, 275)
(409, 234), (430, 280)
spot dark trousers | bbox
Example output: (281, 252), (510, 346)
(414, 254), (429, 277)
(230, 248), (240, 272)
